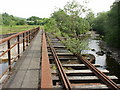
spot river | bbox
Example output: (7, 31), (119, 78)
(82, 31), (120, 82)
(0, 37), (24, 75)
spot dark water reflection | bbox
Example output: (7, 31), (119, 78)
(106, 56), (120, 82)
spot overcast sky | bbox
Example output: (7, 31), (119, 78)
(1, 0), (115, 18)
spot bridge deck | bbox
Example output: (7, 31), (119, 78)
(3, 30), (42, 88)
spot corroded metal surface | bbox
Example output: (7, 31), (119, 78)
(47, 35), (72, 90)
(78, 55), (120, 89)
(41, 32), (52, 88)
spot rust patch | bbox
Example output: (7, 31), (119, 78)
(41, 32), (52, 88)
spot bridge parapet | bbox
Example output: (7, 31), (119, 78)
(0, 27), (40, 82)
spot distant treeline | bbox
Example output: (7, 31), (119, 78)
(92, 1), (120, 49)
(0, 13), (48, 26)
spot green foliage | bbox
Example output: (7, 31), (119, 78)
(93, 1), (120, 49)
(44, 18), (60, 33)
(27, 16), (48, 25)
(16, 19), (26, 25)
(2, 13), (26, 26)
(0, 14), (2, 25)
(2, 13), (12, 25)
(51, 0), (90, 37)
(27, 16), (40, 21)
(92, 12), (108, 35)
(78, 18), (90, 34)
(105, 1), (120, 48)
(85, 12), (95, 29)
(1, 13), (48, 26)
(62, 38), (89, 54)
(52, 9), (68, 33)
(44, 0), (91, 54)
(27, 16), (40, 25)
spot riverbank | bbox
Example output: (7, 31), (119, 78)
(89, 30), (120, 65)
(100, 40), (120, 65)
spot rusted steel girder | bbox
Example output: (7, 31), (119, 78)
(41, 31), (52, 88)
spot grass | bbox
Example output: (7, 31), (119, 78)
(0, 25), (41, 35)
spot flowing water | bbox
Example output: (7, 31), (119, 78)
(82, 31), (120, 82)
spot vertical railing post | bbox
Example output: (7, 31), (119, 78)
(33, 30), (34, 38)
(33, 30), (35, 37)
(29, 31), (31, 43)
(17, 35), (20, 58)
(7, 40), (11, 71)
(23, 33), (25, 51)
(32, 30), (34, 39)
(31, 30), (33, 39)
(26, 32), (28, 46)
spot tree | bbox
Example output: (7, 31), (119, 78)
(2, 13), (26, 26)
(16, 19), (26, 25)
(85, 12), (95, 30)
(51, 0), (90, 37)
(64, 0), (90, 36)
(52, 9), (69, 33)
(27, 16), (48, 25)
(27, 16), (40, 21)
(92, 12), (108, 35)
(45, 0), (90, 55)
(0, 14), (2, 25)
(105, 1), (120, 48)
(93, 1), (120, 49)
(27, 16), (40, 25)
(44, 18), (59, 33)
(2, 13), (11, 25)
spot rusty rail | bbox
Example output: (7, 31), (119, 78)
(46, 34), (72, 90)
(41, 31), (52, 88)
(77, 55), (120, 90)
(0, 27), (40, 79)
(56, 36), (120, 90)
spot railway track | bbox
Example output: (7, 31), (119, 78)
(41, 31), (120, 89)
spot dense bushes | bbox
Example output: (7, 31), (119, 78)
(92, 1), (120, 49)
(1, 13), (26, 26)
(1, 13), (48, 26)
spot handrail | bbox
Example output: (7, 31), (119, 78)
(0, 28), (38, 44)
(0, 27), (40, 80)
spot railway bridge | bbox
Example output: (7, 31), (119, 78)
(0, 27), (120, 89)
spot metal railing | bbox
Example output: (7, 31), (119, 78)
(0, 27), (40, 80)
